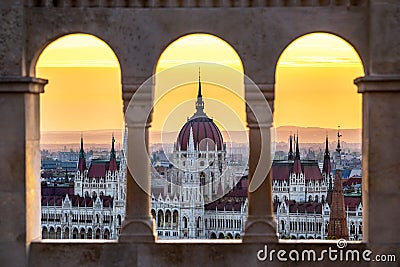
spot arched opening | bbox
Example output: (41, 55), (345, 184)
(118, 214), (123, 227)
(210, 232), (217, 239)
(218, 233), (225, 239)
(158, 210), (164, 228)
(87, 228), (93, 239)
(36, 33), (123, 240)
(172, 210), (178, 227)
(72, 228), (78, 239)
(183, 217), (188, 229)
(151, 33), (247, 240)
(63, 227), (69, 239)
(234, 234), (241, 239)
(49, 227), (55, 239)
(56, 227), (62, 239)
(226, 233), (233, 239)
(95, 229), (101, 239)
(104, 229), (110, 239)
(275, 32), (364, 240)
(42, 227), (48, 239)
(80, 228), (86, 239)
(165, 210), (172, 227)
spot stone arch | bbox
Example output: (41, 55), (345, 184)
(153, 32), (244, 76)
(273, 32), (367, 79)
(210, 232), (217, 239)
(218, 233), (225, 239)
(226, 233), (233, 239)
(234, 233), (241, 239)
(29, 32), (122, 78)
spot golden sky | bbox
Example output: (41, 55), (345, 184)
(37, 33), (363, 134)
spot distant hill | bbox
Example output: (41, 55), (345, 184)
(40, 126), (361, 151)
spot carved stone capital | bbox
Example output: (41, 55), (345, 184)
(118, 216), (156, 243)
(242, 215), (278, 243)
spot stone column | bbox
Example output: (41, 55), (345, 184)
(242, 82), (278, 243)
(119, 81), (156, 242)
(0, 77), (47, 266)
(354, 75), (400, 255)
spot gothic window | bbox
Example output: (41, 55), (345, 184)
(157, 210), (164, 227)
(87, 228), (92, 239)
(80, 228), (86, 239)
(183, 217), (188, 228)
(63, 227), (69, 239)
(104, 229), (110, 239)
(42, 227), (48, 239)
(350, 222), (355, 234)
(95, 228), (101, 239)
(172, 210), (178, 226)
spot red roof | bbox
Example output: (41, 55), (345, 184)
(177, 116), (223, 151)
(344, 196), (362, 211)
(41, 195), (113, 207)
(272, 161), (322, 181)
(205, 176), (248, 211)
(78, 158), (86, 172)
(274, 200), (323, 214)
(41, 186), (74, 196)
(87, 160), (120, 179)
(293, 158), (302, 174)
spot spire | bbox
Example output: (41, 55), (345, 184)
(293, 134), (302, 174)
(78, 136), (86, 172)
(295, 134), (300, 160)
(109, 135), (118, 172)
(198, 67), (202, 98)
(336, 126), (343, 169)
(194, 68), (205, 117)
(288, 135), (294, 160)
(324, 135), (330, 159)
(110, 134), (116, 159)
(328, 169), (349, 239)
(323, 136), (333, 191)
(79, 135), (85, 159)
(188, 126), (195, 154)
(336, 126), (342, 155)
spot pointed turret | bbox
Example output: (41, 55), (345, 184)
(288, 135), (294, 160)
(188, 126), (195, 154)
(322, 136), (333, 191)
(293, 135), (302, 174)
(328, 169), (349, 239)
(194, 68), (206, 117)
(295, 134), (300, 160)
(109, 135), (118, 172)
(77, 136), (86, 172)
